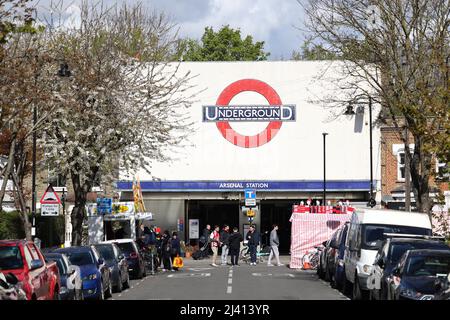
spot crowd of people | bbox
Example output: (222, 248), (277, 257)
(200, 224), (284, 267)
(136, 223), (285, 272)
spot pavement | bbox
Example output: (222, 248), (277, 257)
(111, 256), (349, 300)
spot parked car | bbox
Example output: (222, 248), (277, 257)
(434, 273), (450, 300)
(53, 246), (112, 300)
(94, 243), (130, 293)
(323, 228), (344, 282)
(386, 249), (450, 300)
(367, 236), (450, 300)
(328, 222), (349, 289)
(44, 252), (83, 300)
(343, 208), (432, 300)
(0, 240), (61, 300)
(104, 239), (146, 279)
(317, 239), (330, 279)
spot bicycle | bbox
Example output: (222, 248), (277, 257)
(301, 246), (323, 270)
(142, 246), (159, 275)
(240, 242), (270, 264)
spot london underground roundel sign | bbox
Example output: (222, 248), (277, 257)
(203, 79), (296, 148)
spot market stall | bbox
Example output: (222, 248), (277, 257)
(289, 205), (353, 269)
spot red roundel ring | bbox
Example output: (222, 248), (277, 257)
(215, 79), (282, 148)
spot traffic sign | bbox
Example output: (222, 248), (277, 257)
(41, 204), (60, 216)
(245, 189), (256, 206)
(97, 198), (113, 215)
(40, 185), (61, 204)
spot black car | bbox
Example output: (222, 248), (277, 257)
(368, 237), (450, 300)
(317, 239), (330, 279)
(44, 252), (83, 300)
(328, 222), (349, 289)
(106, 240), (146, 279)
(387, 249), (450, 300)
(94, 243), (130, 293)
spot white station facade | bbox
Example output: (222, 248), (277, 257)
(117, 61), (381, 252)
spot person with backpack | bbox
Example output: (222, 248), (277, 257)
(209, 225), (220, 267)
(245, 225), (260, 266)
(228, 227), (243, 266)
(267, 224), (284, 266)
(161, 230), (172, 271)
(219, 225), (230, 265)
(170, 232), (181, 271)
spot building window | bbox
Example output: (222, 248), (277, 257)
(436, 160), (448, 181)
(393, 144), (414, 182)
(48, 170), (66, 188)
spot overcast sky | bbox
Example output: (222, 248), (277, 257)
(35, 0), (309, 60)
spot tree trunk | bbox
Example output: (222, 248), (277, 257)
(71, 171), (87, 246)
(11, 171), (32, 241)
(0, 138), (15, 207)
(410, 135), (432, 217)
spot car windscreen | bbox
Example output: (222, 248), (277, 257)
(389, 242), (450, 264)
(362, 224), (431, 250)
(64, 251), (95, 266)
(405, 255), (450, 277)
(0, 246), (23, 270)
(47, 257), (67, 275)
(116, 242), (135, 255)
(95, 245), (115, 261)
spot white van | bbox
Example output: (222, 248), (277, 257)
(343, 208), (432, 300)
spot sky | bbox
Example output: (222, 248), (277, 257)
(34, 0), (309, 60)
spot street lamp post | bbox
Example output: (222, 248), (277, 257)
(345, 97), (376, 208)
(322, 132), (328, 205)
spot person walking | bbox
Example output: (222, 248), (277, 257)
(209, 225), (220, 267)
(161, 230), (172, 271)
(245, 225), (260, 266)
(170, 232), (181, 271)
(267, 224), (284, 266)
(228, 227), (243, 266)
(200, 224), (211, 248)
(219, 225), (230, 265)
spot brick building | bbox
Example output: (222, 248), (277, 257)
(380, 125), (449, 210)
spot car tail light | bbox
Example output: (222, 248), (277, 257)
(129, 252), (138, 259)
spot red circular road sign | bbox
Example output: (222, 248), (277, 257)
(215, 79), (282, 148)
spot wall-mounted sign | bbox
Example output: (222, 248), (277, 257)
(203, 105), (296, 122)
(203, 79), (296, 148)
(41, 203), (60, 216)
(189, 219), (199, 239)
(244, 189), (256, 207)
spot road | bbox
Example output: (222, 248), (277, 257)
(111, 256), (348, 300)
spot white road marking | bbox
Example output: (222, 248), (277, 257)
(167, 273), (211, 278)
(188, 267), (214, 271)
(118, 294), (122, 297)
(227, 286), (232, 294)
(228, 278), (233, 284)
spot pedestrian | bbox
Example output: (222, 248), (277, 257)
(228, 227), (243, 266)
(170, 232), (181, 271)
(245, 225), (260, 266)
(209, 225), (220, 267)
(161, 230), (172, 271)
(267, 224), (284, 266)
(200, 224), (211, 248)
(219, 225), (230, 265)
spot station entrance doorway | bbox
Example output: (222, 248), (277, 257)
(186, 200), (240, 245)
(260, 200), (293, 254)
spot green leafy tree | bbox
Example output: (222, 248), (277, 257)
(179, 25), (270, 61)
(292, 40), (339, 60)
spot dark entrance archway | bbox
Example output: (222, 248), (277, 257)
(260, 200), (293, 254)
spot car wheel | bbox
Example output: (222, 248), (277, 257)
(123, 273), (130, 289)
(53, 287), (60, 300)
(98, 282), (105, 300)
(105, 279), (113, 299)
(353, 274), (362, 300)
(115, 274), (123, 293)
(342, 273), (352, 296)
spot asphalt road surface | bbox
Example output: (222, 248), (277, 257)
(111, 256), (349, 300)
